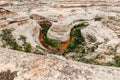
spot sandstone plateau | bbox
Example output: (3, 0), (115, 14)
(0, 0), (120, 80)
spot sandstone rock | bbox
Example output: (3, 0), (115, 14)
(106, 39), (120, 49)
(117, 47), (120, 54)
(0, 47), (120, 80)
(0, 8), (16, 19)
(30, 14), (52, 28)
(0, 0), (11, 6)
(47, 23), (72, 42)
(0, 1), (120, 80)
(0, 19), (41, 48)
(81, 21), (118, 43)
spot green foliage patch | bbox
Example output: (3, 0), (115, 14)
(65, 22), (88, 53)
(95, 17), (103, 21)
(0, 28), (32, 53)
(41, 24), (62, 50)
(114, 56), (120, 67)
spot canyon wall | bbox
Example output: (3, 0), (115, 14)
(0, 0), (120, 80)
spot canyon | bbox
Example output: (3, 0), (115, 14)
(0, 0), (120, 80)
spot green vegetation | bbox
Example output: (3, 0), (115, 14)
(0, 28), (32, 53)
(80, 58), (99, 65)
(18, 35), (32, 52)
(88, 43), (100, 52)
(95, 17), (103, 21)
(103, 62), (114, 66)
(65, 22), (88, 53)
(18, 35), (26, 43)
(0, 28), (22, 51)
(63, 23), (105, 65)
(101, 56), (120, 67)
(42, 24), (62, 50)
(74, 22), (89, 29)
(42, 25), (49, 36)
(43, 37), (62, 50)
(1, 24), (120, 67)
(63, 22), (94, 64)
(23, 43), (32, 52)
(41, 22), (89, 52)
(114, 56), (120, 67)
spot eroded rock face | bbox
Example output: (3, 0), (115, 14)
(0, 47), (120, 80)
(47, 23), (72, 42)
(81, 21), (118, 43)
(0, 17), (41, 48)
(0, 0), (120, 78)
(30, 14), (52, 28)
(0, 8), (16, 19)
(0, 0), (10, 6)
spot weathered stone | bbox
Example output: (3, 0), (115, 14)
(117, 47), (120, 54)
(0, 8), (16, 19)
(0, 0), (120, 79)
(0, 19), (41, 48)
(81, 21), (118, 43)
(0, 47), (120, 80)
(0, 0), (10, 6)
(47, 23), (72, 42)
(30, 14), (52, 28)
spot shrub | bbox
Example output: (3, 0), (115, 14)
(95, 17), (103, 21)
(0, 29), (32, 52)
(41, 23), (62, 50)
(18, 35), (26, 43)
(0, 29), (22, 51)
(114, 56), (120, 67)
(42, 26), (49, 36)
(103, 62), (114, 66)
(23, 43), (32, 52)
(80, 58), (99, 65)
(65, 23), (87, 53)
(74, 22), (89, 29)
(18, 35), (32, 52)
(43, 37), (62, 50)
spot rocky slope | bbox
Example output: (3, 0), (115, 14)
(0, 0), (120, 79)
(0, 47), (120, 80)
